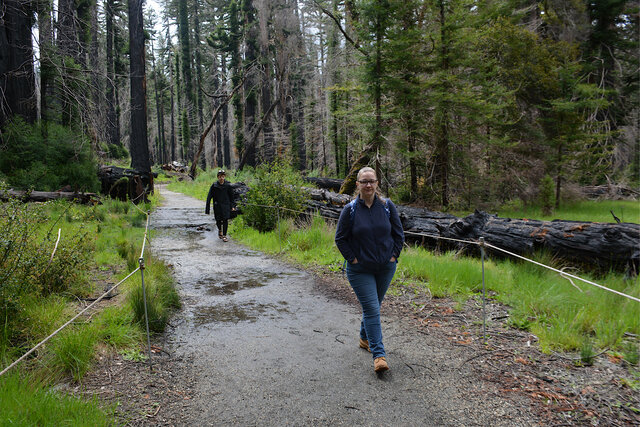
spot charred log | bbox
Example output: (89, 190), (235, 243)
(98, 165), (156, 202)
(299, 188), (639, 273)
(303, 177), (344, 192)
(0, 189), (99, 204)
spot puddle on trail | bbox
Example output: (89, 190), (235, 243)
(203, 279), (265, 296)
(193, 301), (291, 325)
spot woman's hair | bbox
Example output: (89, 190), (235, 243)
(355, 167), (384, 199)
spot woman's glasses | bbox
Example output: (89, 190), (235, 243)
(358, 179), (378, 186)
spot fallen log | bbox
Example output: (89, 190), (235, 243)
(299, 188), (639, 272)
(0, 189), (100, 204)
(210, 183), (639, 272)
(303, 177), (344, 192)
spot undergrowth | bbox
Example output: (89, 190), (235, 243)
(0, 193), (178, 424)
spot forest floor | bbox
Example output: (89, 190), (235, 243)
(78, 187), (639, 426)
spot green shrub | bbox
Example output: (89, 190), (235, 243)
(538, 175), (555, 216)
(93, 305), (142, 349)
(0, 118), (100, 192)
(0, 197), (93, 343)
(242, 162), (308, 232)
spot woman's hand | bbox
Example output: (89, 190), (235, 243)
(352, 258), (358, 264)
(390, 257), (396, 262)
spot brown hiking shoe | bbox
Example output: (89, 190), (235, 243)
(374, 357), (389, 372)
(359, 338), (371, 352)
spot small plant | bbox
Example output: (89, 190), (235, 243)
(119, 347), (147, 362)
(538, 175), (555, 216)
(128, 259), (180, 333)
(579, 340), (596, 366)
(622, 342), (639, 366)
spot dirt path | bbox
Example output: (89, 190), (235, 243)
(141, 187), (538, 426)
(80, 186), (638, 425)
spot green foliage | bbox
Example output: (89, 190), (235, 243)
(622, 342), (639, 366)
(0, 193), (177, 390)
(49, 325), (100, 382)
(128, 258), (180, 333)
(93, 305), (143, 349)
(0, 197), (94, 346)
(538, 175), (555, 216)
(242, 162), (308, 232)
(0, 372), (114, 426)
(0, 118), (100, 192)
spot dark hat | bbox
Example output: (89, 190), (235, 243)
(217, 169), (226, 176)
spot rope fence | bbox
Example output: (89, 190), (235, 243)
(242, 201), (640, 308)
(0, 202), (154, 378)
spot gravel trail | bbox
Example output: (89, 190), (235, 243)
(149, 186), (538, 426)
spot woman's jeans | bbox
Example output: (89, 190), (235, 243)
(346, 261), (397, 358)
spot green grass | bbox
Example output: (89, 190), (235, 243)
(1, 193), (177, 425)
(487, 199), (639, 224)
(0, 372), (114, 426)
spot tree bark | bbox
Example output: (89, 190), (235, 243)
(128, 0), (152, 198)
(0, 0), (36, 128)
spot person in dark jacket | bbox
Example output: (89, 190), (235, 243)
(335, 167), (404, 373)
(205, 170), (236, 242)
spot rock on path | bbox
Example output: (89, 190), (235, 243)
(150, 187), (538, 426)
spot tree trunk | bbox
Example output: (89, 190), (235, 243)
(304, 188), (640, 272)
(128, 0), (152, 198)
(1, 190), (99, 204)
(105, 0), (119, 149)
(221, 54), (231, 168)
(38, 0), (54, 123)
(243, 0), (258, 167)
(0, 0), (36, 128)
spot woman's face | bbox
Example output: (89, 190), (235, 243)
(356, 170), (378, 198)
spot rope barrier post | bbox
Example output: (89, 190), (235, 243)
(138, 257), (153, 371)
(479, 237), (487, 344)
(276, 203), (282, 253)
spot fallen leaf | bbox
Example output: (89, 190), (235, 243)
(581, 386), (596, 395)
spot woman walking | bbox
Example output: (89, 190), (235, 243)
(335, 167), (404, 373)
(205, 170), (236, 242)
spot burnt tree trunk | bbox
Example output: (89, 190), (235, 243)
(128, 0), (152, 199)
(0, 0), (36, 128)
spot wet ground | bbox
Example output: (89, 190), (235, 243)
(147, 187), (539, 426)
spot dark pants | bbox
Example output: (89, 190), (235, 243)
(216, 219), (228, 236)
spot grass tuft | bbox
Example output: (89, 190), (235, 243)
(0, 371), (113, 426)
